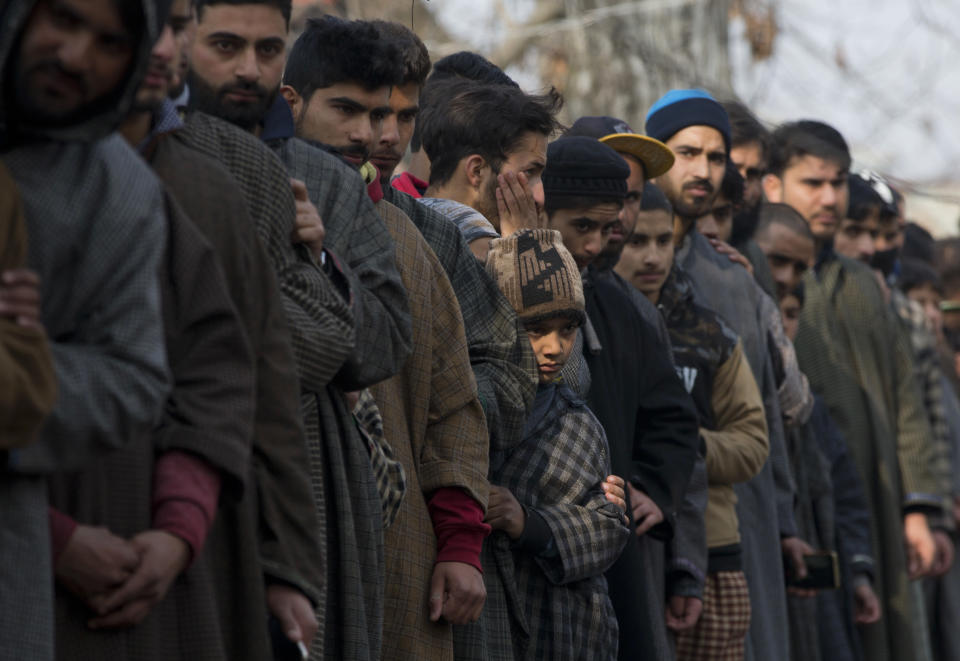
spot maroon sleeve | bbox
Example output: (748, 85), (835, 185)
(427, 487), (491, 572)
(152, 450), (221, 566)
(48, 507), (78, 567)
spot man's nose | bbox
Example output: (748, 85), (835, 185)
(234, 48), (260, 82)
(379, 114), (399, 147)
(58, 32), (96, 74)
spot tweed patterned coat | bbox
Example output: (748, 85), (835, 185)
(0, 162), (55, 447)
(370, 200), (490, 660)
(150, 127), (323, 658)
(178, 113), (391, 661)
(796, 252), (939, 661)
(384, 186), (538, 458)
(500, 364), (630, 661)
(264, 133), (414, 661)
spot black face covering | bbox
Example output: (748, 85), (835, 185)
(871, 247), (899, 278)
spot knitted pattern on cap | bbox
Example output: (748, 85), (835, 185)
(645, 89), (731, 151)
(486, 229), (585, 325)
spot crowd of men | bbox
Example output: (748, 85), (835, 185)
(4, 0), (960, 659)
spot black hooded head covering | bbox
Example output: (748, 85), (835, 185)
(0, 0), (168, 146)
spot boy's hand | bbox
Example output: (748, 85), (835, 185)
(627, 483), (663, 536)
(602, 475), (627, 511)
(485, 485), (526, 540)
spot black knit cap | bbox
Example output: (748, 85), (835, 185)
(542, 136), (630, 205)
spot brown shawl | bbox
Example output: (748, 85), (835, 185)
(371, 199), (489, 660)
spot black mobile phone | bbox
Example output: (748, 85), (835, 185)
(785, 550), (840, 590)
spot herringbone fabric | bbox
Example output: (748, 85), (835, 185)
(266, 136), (412, 391)
(372, 199), (489, 660)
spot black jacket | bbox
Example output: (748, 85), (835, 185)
(583, 272), (699, 661)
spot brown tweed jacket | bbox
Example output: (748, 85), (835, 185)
(372, 200), (490, 661)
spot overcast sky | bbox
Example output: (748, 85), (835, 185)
(432, 0), (960, 185)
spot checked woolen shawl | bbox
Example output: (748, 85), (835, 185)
(149, 130), (324, 659)
(178, 113), (395, 661)
(371, 200), (490, 661)
(795, 253), (939, 661)
(384, 186), (538, 460)
(499, 361), (630, 661)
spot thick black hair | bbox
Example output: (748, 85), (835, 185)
(431, 51), (519, 87)
(640, 181), (673, 215)
(418, 78), (562, 187)
(369, 20), (431, 88)
(846, 173), (883, 222)
(767, 120), (851, 178)
(194, 0), (291, 27)
(900, 258), (943, 296)
(410, 52), (518, 152)
(756, 202), (815, 242)
(283, 16), (402, 100)
(903, 222), (935, 264)
(722, 99), (768, 153)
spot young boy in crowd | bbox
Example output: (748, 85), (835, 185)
(616, 183), (769, 661)
(483, 228), (631, 660)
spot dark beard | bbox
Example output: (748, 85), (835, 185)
(475, 175), (500, 230)
(593, 240), (624, 272)
(186, 70), (276, 132)
(730, 201), (760, 247)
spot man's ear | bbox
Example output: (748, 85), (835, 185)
(280, 85), (304, 122)
(464, 154), (488, 190)
(762, 173), (784, 203)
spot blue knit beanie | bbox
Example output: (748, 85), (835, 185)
(644, 89), (731, 152)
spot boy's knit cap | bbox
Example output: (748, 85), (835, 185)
(486, 229), (585, 324)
